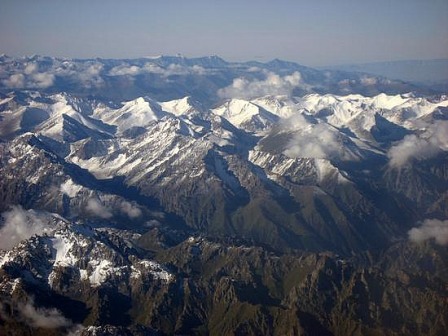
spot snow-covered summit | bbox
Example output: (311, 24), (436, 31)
(0, 218), (173, 290)
(160, 96), (204, 117)
(94, 96), (165, 133)
(212, 98), (279, 133)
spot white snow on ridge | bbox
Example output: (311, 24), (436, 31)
(0, 96), (14, 106)
(41, 225), (174, 287)
(212, 98), (280, 132)
(213, 99), (261, 127)
(51, 235), (77, 267)
(60, 179), (82, 197)
(0, 251), (14, 267)
(35, 93), (110, 139)
(131, 260), (173, 282)
(371, 93), (411, 110)
(251, 95), (297, 119)
(160, 96), (196, 116)
(88, 259), (123, 286)
(249, 150), (296, 177)
(208, 92), (447, 140)
(298, 93), (448, 126)
(94, 97), (165, 133)
(70, 152), (129, 180)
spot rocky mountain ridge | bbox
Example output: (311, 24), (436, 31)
(0, 56), (447, 335)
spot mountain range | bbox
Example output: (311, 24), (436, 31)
(323, 59), (448, 89)
(0, 56), (447, 335)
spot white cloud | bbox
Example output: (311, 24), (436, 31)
(3, 73), (25, 88)
(29, 72), (55, 88)
(78, 63), (104, 88)
(85, 198), (112, 219)
(0, 206), (53, 250)
(408, 219), (448, 245)
(50, 61), (104, 88)
(2, 71), (54, 89)
(360, 76), (378, 86)
(387, 134), (435, 167)
(60, 179), (82, 198)
(84, 63), (103, 76)
(218, 71), (303, 99)
(108, 62), (206, 77)
(24, 63), (38, 75)
(283, 121), (348, 160)
(142, 63), (165, 74)
(388, 120), (448, 168)
(189, 65), (206, 75)
(144, 219), (161, 228)
(161, 63), (206, 76)
(119, 201), (142, 218)
(109, 64), (142, 76)
(19, 298), (73, 329)
(84, 197), (141, 220)
(281, 113), (311, 131)
(163, 64), (185, 75)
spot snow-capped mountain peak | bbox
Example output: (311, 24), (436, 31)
(94, 96), (165, 133)
(212, 98), (279, 133)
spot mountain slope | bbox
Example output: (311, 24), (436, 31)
(0, 55), (425, 105)
(1, 90), (447, 254)
(1, 55), (447, 335)
(1, 217), (446, 335)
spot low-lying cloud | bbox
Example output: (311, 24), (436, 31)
(24, 63), (39, 75)
(60, 179), (83, 198)
(218, 71), (303, 99)
(29, 72), (55, 88)
(109, 64), (143, 76)
(85, 198), (142, 219)
(19, 298), (73, 329)
(0, 206), (53, 250)
(85, 198), (113, 219)
(282, 116), (352, 160)
(2, 72), (54, 89)
(53, 61), (104, 89)
(119, 201), (142, 218)
(108, 62), (206, 77)
(3, 73), (25, 88)
(77, 63), (104, 88)
(3, 62), (55, 89)
(388, 120), (448, 168)
(408, 219), (448, 245)
(360, 76), (378, 86)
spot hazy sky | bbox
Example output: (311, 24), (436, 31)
(1, 0), (447, 66)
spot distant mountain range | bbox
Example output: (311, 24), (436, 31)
(0, 55), (447, 335)
(0, 55), (435, 105)
(322, 59), (448, 89)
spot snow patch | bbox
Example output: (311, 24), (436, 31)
(213, 99), (260, 126)
(161, 96), (196, 116)
(314, 159), (349, 184)
(88, 259), (114, 286)
(60, 179), (82, 197)
(96, 97), (164, 133)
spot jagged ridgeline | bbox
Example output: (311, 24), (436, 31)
(0, 56), (447, 335)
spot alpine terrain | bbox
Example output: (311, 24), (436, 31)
(0, 55), (447, 335)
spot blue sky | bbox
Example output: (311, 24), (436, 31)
(1, 0), (447, 66)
